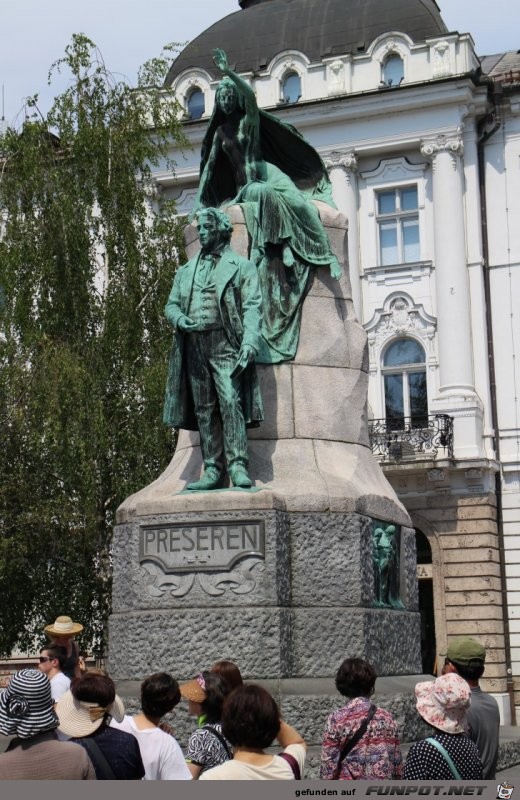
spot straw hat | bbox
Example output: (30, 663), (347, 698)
(44, 615), (83, 637)
(56, 688), (125, 737)
(0, 669), (58, 739)
(180, 673), (207, 704)
(415, 673), (471, 735)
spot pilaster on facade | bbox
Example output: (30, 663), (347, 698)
(382, 465), (508, 715)
(324, 150), (362, 318)
(420, 129), (486, 459)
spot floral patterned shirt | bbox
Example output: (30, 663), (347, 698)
(320, 697), (403, 780)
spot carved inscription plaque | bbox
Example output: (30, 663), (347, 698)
(140, 521), (265, 573)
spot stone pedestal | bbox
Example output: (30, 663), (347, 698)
(109, 203), (421, 709)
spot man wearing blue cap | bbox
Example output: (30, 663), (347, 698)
(443, 636), (500, 779)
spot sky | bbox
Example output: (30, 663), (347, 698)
(1, 0), (518, 127)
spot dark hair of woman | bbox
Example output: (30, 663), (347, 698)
(335, 658), (376, 699)
(141, 672), (181, 719)
(211, 660), (243, 692)
(200, 671), (228, 723)
(71, 670), (115, 707)
(221, 684), (281, 749)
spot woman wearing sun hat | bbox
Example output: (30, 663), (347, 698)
(180, 671), (233, 778)
(0, 668), (95, 779)
(56, 669), (145, 780)
(404, 673), (483, 780)
(44, 615), (84, 680)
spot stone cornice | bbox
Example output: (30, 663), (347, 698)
(264, 78), (486, 129)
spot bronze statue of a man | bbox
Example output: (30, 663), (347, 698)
(163, 208), (263, 490)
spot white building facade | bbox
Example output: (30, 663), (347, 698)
(156, 0), (520, 720)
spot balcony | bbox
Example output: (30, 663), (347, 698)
(368, 414), (454, 464)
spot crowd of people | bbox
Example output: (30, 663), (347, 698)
(0, 618), (501, 781)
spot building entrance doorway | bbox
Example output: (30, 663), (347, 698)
(416, 528), (437, 675)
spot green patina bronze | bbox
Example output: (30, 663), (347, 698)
(191, 48), (341, 363)
(163, 208), (263, 490)
(372, 522), (404, 609)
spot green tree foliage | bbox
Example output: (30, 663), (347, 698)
(0, 35), (186, 657)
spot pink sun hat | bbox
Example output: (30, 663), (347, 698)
(415, 673), (471, 734)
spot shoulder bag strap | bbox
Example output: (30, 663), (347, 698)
(425, 737), (462, 780)
(333, 704), (377, 779)
(81, 736), (117, 780)
(277, 751), (301, 780)
(202, 724), (233, 759)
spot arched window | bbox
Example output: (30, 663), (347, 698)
(382, 338), (427, 430)
(382, 54), (404, 87)
(186, 88), (205, 120)
(281, 72), (301, 104)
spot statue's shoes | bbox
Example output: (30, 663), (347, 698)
(187, 467), (223, 491)
(228, 465), (253, 489)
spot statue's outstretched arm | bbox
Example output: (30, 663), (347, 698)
(213, 48), (258, 119)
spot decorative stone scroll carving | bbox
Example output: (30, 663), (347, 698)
(365, 294), (437, 373)
(328, 60), (346, 95)
(432, 41), (452, 78)
(140, 556), (265, 598)
(324, 150), (358, 172)
(427, 468), (445, 482)
(420, 131), (464, 170)
(324, 151), (358, 186)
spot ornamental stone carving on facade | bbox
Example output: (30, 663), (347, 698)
(328, 60), (346, 95)
(420, 130), (464, 170)
(140, 557), (265, 598)
(427, 468), (445, 482)
(365, 294), (437, 373)
(432, 41), (452, 78)
(138, 520), (266, 597)
(324, 150), (358, 173)
(324, 151), (358, 187)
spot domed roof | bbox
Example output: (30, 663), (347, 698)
(166, 0), (448, 84)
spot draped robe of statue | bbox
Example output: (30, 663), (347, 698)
(194, 71), (341, 364)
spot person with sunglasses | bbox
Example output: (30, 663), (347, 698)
(43, 615), (84, 680)
(38, 644), (70, 702)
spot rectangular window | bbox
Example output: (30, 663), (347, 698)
(384, 374), (405, 431)
(377, 186), (419, 266)
(409, 371), (428, 427)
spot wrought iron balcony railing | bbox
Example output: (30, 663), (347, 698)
(368, 414), (454, 463)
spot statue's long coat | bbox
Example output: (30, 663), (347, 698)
(163, 246), (264, 431)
